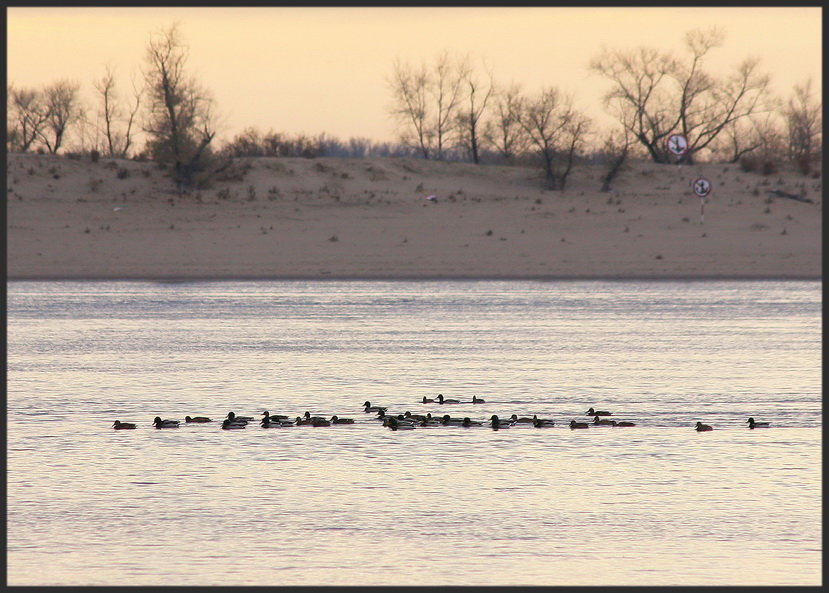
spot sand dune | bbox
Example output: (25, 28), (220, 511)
(6, 152), (821, 279)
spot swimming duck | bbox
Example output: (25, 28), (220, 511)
(747, 417), (770, 428)
(364, 401), (387, 413)
(472, 395), (486, 404)
(384, 414), (417, 428)
(185, 416), (212, 423)
(422, 396), (435, 404)
(510, 414), (535, 424)
(532, 416), (555, 427)
(695, 421), (713, 432)
(153, 416), (180, 428)
(330, 415), (355, 424)
(586, 407), (612, 416)
(436, 393), (460, 404)
(419, 415), (442, 426)
(112, 420), (137, 429)
(461, 417), (483, 427)
(222, 419), (246, 430)
(261, 411), (290, 421)
(403, 411), (428, 422)
(226, 411), (253, 423)
(376, 410), (411, 425)
(489, 415), (512, 429)
(441, 414), (465, 426)
(569, 420), (589, 429)
(613, 421), (636, 427)
(261, 417), (294, 428)
(295, 416), (314, 425)
(311, 418), (331, 427)
(593, 415), (616, 426)
(303, 411), (328, 422)
(387, 417), (415, 431)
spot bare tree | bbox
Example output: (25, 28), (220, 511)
(7, 84), (50, 152)
(517, 87), (590, 190)
(387, 51), (467, 160)
(557, 112), (591, 190)
(429, 51), (466, 160)
(590, 28), (772, 164)
(676, 51), (772, 162)
(485, 82), (528, 163)
(94, 66), (142, 157)
(455, 58), (494, 164)
(388, 58), (432, 158)
(142, 22), (217, 189)
(715, 116), (769, 164)
(590, 46), (678, 163)
(37, 80), (82, 153)
(783, 77), (822, 173)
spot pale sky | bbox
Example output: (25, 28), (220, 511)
(6, 6), (823, 146)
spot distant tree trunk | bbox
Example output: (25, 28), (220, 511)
(96, 68), (118, 156)
(558, 116), (589, 191)
(601, 146), (628, 192)
(456, 60), (493, 164)
(94, 66), (141, 158)
(600, 125), (634, 192)
(429, 51), (465, 160)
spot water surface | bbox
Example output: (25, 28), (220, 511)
(6, 280), (822, 586)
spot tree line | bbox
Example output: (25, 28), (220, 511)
(7, 23), (822, 192)
(387, 28), (821, 186)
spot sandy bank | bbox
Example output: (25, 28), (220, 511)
(6, 153), (822, 280)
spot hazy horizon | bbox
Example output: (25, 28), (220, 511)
(7, 6), (822, 146)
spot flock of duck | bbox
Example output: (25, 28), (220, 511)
(111, 395), (771, 432)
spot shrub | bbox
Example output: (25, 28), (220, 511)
(739, 155), (779, 176)
(761, 160), (778, 176)
(739, 156), (758, 173)
(794, 155), (814, 176)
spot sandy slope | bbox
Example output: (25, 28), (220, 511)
(5, 152), (822, 279)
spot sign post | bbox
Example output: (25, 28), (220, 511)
(692, 177), (712, 224)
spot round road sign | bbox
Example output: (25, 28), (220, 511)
(667, 134), (688, 156)
(692, 177), (712, 198)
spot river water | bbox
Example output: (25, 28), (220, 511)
(6, 279), (822, 586)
